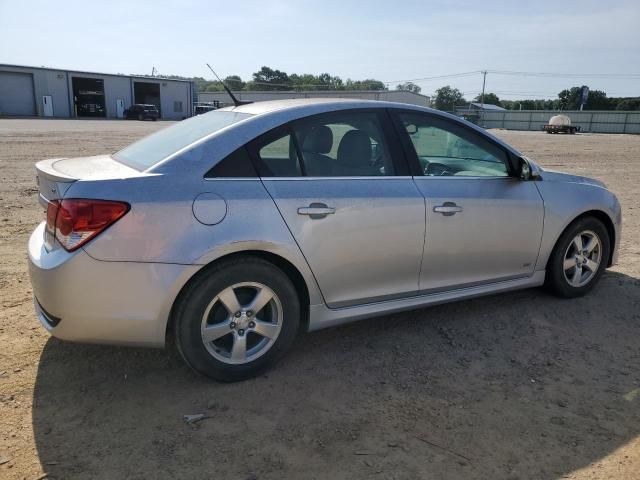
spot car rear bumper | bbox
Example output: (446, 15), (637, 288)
(28, 222), (200, 347)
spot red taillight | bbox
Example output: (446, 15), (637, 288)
(46, 199), (129, 252)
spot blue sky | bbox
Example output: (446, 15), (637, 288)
(1, 0), (639, 99)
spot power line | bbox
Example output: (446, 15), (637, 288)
(202, 68), (640, 94)
(383, 71), (482, 84)
(488, 69), (640, 79)
(205, 71), (483, 90)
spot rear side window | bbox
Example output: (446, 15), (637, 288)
(292, 111), (395, 177)
(252, 130), (303, 177)
(205, 146), (257, 178)
(114, 111), (252, 170)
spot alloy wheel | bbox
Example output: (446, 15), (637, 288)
(200, 282), (283, 365)
(562, 230), (602, 288)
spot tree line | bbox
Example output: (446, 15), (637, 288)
(154, 66), (396, 92)
(150, 67), (638, 110)
(432, 85), (640, 111)
(152, 67), (427, 94)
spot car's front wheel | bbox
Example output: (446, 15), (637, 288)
(174, 257), (301, 382)
(545, 216), (610, 298)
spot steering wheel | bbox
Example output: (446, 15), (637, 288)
(425, 162), (455, 176)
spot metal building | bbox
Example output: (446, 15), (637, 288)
(198, 89), (431, 108)
(0, 64), (195, 119)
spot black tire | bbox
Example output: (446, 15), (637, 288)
(545, 216), (610, 298)
(138, 113), (144, 121)
(174, 257), (301, 382)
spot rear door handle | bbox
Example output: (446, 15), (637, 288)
(433, 202), (463, 216)
(297, 202), (336, 219)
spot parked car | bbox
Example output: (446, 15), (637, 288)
(29, 99), (621, 381)
(193, 102), (220, 115)
(124, 104), (159, 121)
(77, 102), (105, 116)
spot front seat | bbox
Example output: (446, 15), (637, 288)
(302, 125), (334, 176)
(336, 130), (376, 176)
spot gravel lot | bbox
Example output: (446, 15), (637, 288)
(0, 119), (639, 480)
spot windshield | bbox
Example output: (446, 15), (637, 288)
(114, 111), (252, 170)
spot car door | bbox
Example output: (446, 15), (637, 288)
(252, 109), (426, 308)
(391, 110), (544, 292)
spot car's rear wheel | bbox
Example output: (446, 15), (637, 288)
(137, 113), (144, 121)
(545, 216), (610, 298)
(174, 257), (301, 382)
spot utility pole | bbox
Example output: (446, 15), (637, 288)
(480, 70), (487, 127)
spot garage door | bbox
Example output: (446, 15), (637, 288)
(0, 71), (36, 116)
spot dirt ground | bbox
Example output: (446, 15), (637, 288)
(1, 119), (639, 480)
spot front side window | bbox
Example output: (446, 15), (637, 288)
(398, 112), (509, 177)
(292, 111), (395, 177)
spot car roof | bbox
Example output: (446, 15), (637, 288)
(218, 97), (422, 116)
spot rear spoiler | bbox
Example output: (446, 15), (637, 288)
(36, 158), (77, 182)
(35, 159), (76, 208)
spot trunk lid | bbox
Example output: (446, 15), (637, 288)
(35, 154), (143, 252)
(35, 154), (143, 206)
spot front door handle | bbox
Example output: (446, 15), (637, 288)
(297, 202), (336, 219)
(433, 202), (463, 216)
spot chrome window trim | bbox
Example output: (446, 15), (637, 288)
(203, 177), (262, 182)
(204, 176), (515, 182)
(413, 175), (513, 181)
(260, 176), (415, 181)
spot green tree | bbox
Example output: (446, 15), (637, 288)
(473, 92), (501, 107)
(345, 79), (387, 90)
(148, 68), (389, 93)
(251, 66), (291, 90)
(615, 98), (640, 110)
(558, 86), (613, 110)
(290, 73), (316, 90)
(433, 85), (465, 111)
(558, 87), (579, 109)
(396, 82), (421, 94)
(224, 75), (245, 91)
(317, 72), (344, 90)
(204, 82), (224, 92)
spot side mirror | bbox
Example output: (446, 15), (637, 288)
(518, 157), (541, 181)
(405, 123), (418, 135)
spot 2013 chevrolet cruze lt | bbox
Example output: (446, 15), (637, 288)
(28, 99), (621, 381)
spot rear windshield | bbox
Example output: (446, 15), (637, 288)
(114, 111), (252, 170)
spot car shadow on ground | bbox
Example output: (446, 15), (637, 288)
(32, 271), (640, 479)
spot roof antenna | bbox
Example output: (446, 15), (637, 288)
(206, 63), (252, 107)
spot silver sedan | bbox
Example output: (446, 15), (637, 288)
(28, 99), (621, 381)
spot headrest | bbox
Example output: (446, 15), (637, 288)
(302, 125), (333, 154)
(337, 130), (371, 166)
